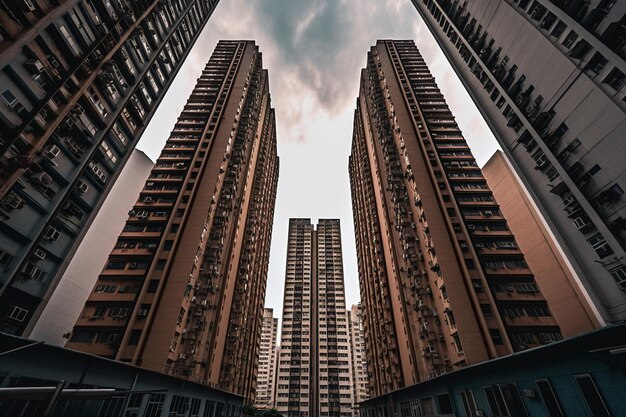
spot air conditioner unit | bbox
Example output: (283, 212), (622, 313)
(25, 58), (44, 73)
(33, 248), (46, 260)
(71, 104), (85, 116)
(76, 180), (89, 194)
(47, 55), (60, 68)
(20, 0), (36, 12)
(31, 172), (53, 187)
(573, 216), (591, 231)
(43, 226), (60, 241)
(1, 193), (25, 210)
(43, 144), (61, 159)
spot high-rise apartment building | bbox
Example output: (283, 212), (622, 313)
(276, 219), (354, 417)
(66, 41), (279, 401)
(256, 307), (278, 408)
(483, 150), (601, 337)
(347, 304), (369, 405)
(0, 0), (221, 336)
(412, 0), (626, 322)
(349, 40), (562, 397)
(30, 149), (153, 346)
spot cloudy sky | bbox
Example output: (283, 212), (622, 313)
(137, 0), (501, 326)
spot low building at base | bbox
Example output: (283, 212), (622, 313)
(0, 333), (244, 417)
(359, 323), (626, 417)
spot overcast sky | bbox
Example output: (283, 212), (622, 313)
(137, 0), (501, 327)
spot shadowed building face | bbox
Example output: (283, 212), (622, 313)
(67, 40), (279, 401)
(0, 0), (222, 337)
(349, 40), (562, 397)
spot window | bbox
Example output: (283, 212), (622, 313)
(460, 390), (478, 417)
(59, 25), (80, 54)
(142, 393), (165, 417)
(100, 141), (117, 164)
(168, 395), (189, 417)
(95, 284), (116, 293)
(587, 233), (613, 259)
(568, 138), (581, 151)
(480, 304), (493, 316)
(551, 21), (566, 38)
(111, 123), (128, 146)
(501, 384), (529, 417)
(562, 30), (578, 48)
(574, 375), (611, 417)
(437, 394), (453, 414)
(128, 329), (141, 345)
(484, 386), (509, 417)
(603, 68), (625, 90)
(92, 307), (106, 318)
(70, 331), (94, 343)
(148, 279), (159, 293)
(420, 398), (436, 416)
(588, 164), (601, 176)
(585, 52), (608, 75)
(609, 266), (626, 290)
(536, 379), (564, 417)
(490, 329), (504, 345)
(526, 304), (551, 317)
(1, 89), (18, 107)
(7, 305), (28, 322)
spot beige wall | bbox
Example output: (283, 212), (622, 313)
(483, 151), (601, 337)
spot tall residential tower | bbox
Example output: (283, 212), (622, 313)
(255, 308), (278, 408)
(348, 304), (369, 406)
(276, 219), (354, 417)
(67, 41), (279, 401)
(412, 0), (626, 322)
(0, 0), (221, 336)
(349, 40), (562, 397)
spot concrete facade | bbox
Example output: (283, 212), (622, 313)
(256, 307), (278, 408)
(276, 219), (355, 417)
(66, 41), (279, 402)
(349, 40), (562, 398)
(30, 149), (153, 345)
(348, 304), (370, 406)
(483, 150), (601, 337)
(0, 0), (221, 336)
(412, 0), (626, 322)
